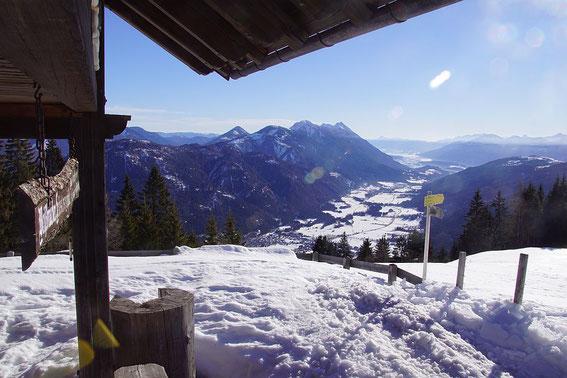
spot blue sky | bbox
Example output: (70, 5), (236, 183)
(105, 0), (567, 141)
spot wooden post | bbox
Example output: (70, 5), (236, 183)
(388, 264), (397, 286)
(312, 252), (319, 262)
(110, 288), (195, 378)
(343, 257), (351, 269)
(514, 253), (529, 305)
(72, 2), (113, 376)
(456, 251), (466, 289)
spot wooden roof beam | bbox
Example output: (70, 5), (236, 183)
(109, 0), (227, 71)
(148, 0), (267, 65)
(231, 0), (461, 79)
(0, 0), (97, 112)
(0, 112), (131, 139)
(106, 0), (221, 77)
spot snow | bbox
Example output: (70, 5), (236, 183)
(295, 181), (422, 245)
(1, 246), (566, 377)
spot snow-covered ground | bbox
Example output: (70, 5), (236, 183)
(287, 181), (423, 248)
(0, 246), (565, 377)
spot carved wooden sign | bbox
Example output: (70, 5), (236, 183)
(17, 158), (79, 271)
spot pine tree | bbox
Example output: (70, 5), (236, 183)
(136, 199), (158, 250)
(45, 139), (65, 176)
(374, 236), (390, 262)
(141, 166), (187, 249)
(336, 232), (352, 258)
(187, 229), (201, 248)
(4, 139), (36, 186)
(542, 176), (567, 247)
(0, 141), (13, 250)
(393, 235), (407, 262)
(222, 209), (243, 245)
(357, 238), (373, 261)
(510, 183), (542, 247)
(116, 174), (139, 250)
(204, 213), (219, 245)
(2, 139), (36, 249)
(490, 190), (508, 250)
(312, 235), (327, 254)
(456, 189), (492, 254)
(406, 230), (425, 262)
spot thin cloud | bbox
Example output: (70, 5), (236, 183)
(429, 70), (452, 89)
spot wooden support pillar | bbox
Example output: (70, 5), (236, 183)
(73, 2), (113, 376)
(73, 114), (112, 377)
(514, 253), (529, 305)
(456, 251), (466, 289)
(343, 257), (351, 270)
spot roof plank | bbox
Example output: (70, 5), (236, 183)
(106, 0), (217, 77)
(0, 0), (97, 112)
(148, 0), (267, 64)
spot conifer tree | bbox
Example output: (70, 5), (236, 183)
(312, 235), (327, 254)
(4, 139), (36, 186)
(542, 176), (567, 247)
(162, 200), (187, 249)
(0, 141), (13, 250)
(187, 229), (201, 248)
(357, 238), (373, 261)
(222, 209), (243, 245)
(116, 174), (139, 250)
(510, 183), (542, 247)
(392, 235), (407, 262)
(490, 190), (508, 250)
(336, 232), (352, 258)
(2, 139), (36, 249)
(204, 213), (219, 245)
(456, 189), (492, 254)
(406, 230), (425, 262)
(136, 199), (158, 250)
(45, 139), (65, 176)
(374, 236), (390, 262)
(141, 166), (187, 249)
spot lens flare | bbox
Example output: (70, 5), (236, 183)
(430, 70), (451, 89)
(525, 27), (545, 48)
(487, 23), (518, 44)
(304, 166), (325, 184)
(388, 106), (404, 120)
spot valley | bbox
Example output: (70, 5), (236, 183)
(247, 175), (431, 252)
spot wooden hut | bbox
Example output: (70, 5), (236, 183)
(0, 0), (460, 376)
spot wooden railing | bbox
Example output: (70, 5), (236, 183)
(296, 252), (423, 285)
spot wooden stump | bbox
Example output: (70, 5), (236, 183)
(110, 288), (195, 378)
(114, 364), (167, 378)
(388, 264), (397, 286)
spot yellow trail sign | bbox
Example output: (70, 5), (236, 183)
(424, 193), (444, 207)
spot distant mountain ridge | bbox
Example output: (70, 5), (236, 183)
(409, 156), (567, 250)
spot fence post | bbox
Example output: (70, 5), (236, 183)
(514, 253), (529, 305)
(312, 252), (319, 262)
(110, 288), (195, 378)
(456, 251), (466, 289)
(388, 264), (397, 286)
(343, 257), (351, 269)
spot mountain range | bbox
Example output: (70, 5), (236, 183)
(106, 121), (408, 235)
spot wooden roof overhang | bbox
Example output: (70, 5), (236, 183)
(106, 0), (461, 81)
(0, 0), (129, 139)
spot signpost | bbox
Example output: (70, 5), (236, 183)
(16, 158), (79, 271)
(423, 192), (444, 281)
